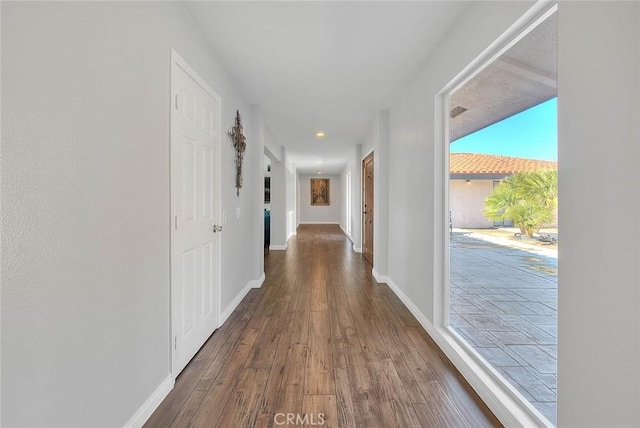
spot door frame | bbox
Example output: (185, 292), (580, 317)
(362, 150), (374, 264)
(170, 48), (222, 377)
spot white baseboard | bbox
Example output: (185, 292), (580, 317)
(352, 245), (362, 253)
(339, 225), (354, 242)
(371, 268), (388, 284)
(248, 272), (265, 289)
(219, 273), (265, 326)
(269, 244), (287, 251)
(124, 375), (174, 428)
(384, 276), (550, 428)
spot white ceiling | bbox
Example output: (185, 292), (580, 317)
(184, 1), (469, 175)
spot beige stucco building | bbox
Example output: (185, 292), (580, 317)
(450, 153), (557, 229)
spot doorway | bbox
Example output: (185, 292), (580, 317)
(362, 152), (374, 264)
(170, 50), (222, 377)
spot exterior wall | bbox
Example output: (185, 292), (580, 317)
(450, 178), (556, 229)
(449, 179), (494, 228)
(298, 175), (341, 224)
(1, 2), (262, 426)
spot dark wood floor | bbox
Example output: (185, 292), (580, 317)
(146, 224), (501, 428)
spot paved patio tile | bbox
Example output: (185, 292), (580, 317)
(502, 346), (530, 366)
(488, 330), (536, 345)
(451, 304), (487, 314)
(512, 288), (557, 300)
(460, 314), (518, 331)
(537, 323), (557, 338)
(521, 302), (557, 316)
(488, 301), (537, 315)
(498, 314), (525, 322)
(496, 368), (536, 401)
(450, 232), (558, 425)
(456, 327), (501, 347)
(518, 313), (556, 324)
(507, 345), (556, 374)
(525, 366), (557, 390)
(511, 322), (557, 345)
(532, 402), (557, 426)
(539, 299), (557, 310)
(538, 345), (557, 359)
(501, 366), (557, 401)
(475, 347), (522, 368)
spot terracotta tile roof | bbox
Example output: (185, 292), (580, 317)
(450, 153), (557, 175)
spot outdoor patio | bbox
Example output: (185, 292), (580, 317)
(450, 231), (557, 425)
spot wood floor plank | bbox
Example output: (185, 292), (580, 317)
(369, 302), (427, 404)
(273, 343), (308, 415)
(415, 381), (471, 428)
(146, 225), (501, 428)
(189, 328), (259, 427)
(143, 296), (257, 427)
(215, 367), (270, 428)
(334, 367), (357, 427)
(253, 286), (307, 427)
(405, 326), (501, 427)
(244, 296), (289, 368)
(302, 395), (338, 428)
(168, 389), (207, 428)
(304, 310), (335, 395)
(366, 359), (422, 428)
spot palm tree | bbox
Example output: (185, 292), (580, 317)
(483, 170), (557, 237)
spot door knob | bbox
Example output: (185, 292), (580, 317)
(213, 225), (223, 233)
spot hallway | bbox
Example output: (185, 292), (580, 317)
(146, 225), (500, 427)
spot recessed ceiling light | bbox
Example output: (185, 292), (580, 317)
(317, 171), (322, 174)
(316, 132), (325, 138)
(316, 161), (323, 164)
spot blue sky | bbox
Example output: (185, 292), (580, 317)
(450, 97), (557, 161)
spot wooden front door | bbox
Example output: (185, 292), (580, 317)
(362, 152), (374, 264)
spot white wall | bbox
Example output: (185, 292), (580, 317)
(298, 175), (341, 224)
(340, 144), (363, 251)
(285, 161), (297, 240)
(353, 145), (362, 252)
(557, 2), (640, 426)
(373, 111), (390, 279)
(450, 179), (494, 228)
(1, 2), (263, 426)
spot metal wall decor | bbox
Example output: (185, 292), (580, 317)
(228, 110), (247, 196)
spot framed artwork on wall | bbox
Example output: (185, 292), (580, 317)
(311, 178), (330, 206)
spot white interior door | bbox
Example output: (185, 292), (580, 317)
(171, 50), (222, 376)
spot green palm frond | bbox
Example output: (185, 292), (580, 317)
(483, 170), (557, 237)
